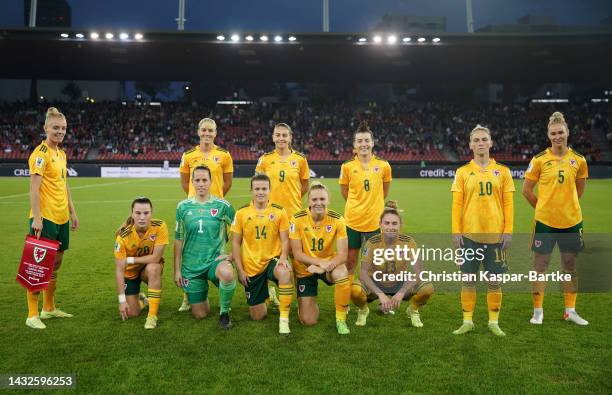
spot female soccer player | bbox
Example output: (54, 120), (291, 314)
(231, 174), (294, 334)
(523, 112), (589, 326)
(114, 197), (168, 330)
(351, 201), (434, 328)
(289, 182), (352, 335)
(25, 107), (79, 330)
(451, 125), (515, 337)
(255, 122), (309, 306)
(174, 166), (236, 330)
(339, 121), (392, 275)
(178, 117), (234, 311)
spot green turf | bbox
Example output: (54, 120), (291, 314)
(0, 177), (610, 394)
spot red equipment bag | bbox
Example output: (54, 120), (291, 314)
(16, 235), (60, 292)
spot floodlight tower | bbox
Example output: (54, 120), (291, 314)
(323, 0), (329, 32)
(176, 0), (186, 30)
(466, 0), (474, 33)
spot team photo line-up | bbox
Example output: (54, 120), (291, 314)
(24, 106), (589, 336)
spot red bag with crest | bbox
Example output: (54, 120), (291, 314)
(16, 235), (60, 292)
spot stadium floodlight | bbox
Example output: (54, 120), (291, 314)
(75, 33), (84, 39)
(60, 33), (69, 38)
(260, 35), (269, 41)
(245, 35), (254, 41)
(274, 35), (283, 42)
(105, 32), (114, 39)
(119, 33), (129, 40)
(387, 35), (397, 44)
(134, 33), (144, 40)
(39, 96), (44, 100)
(90, 32), (99, 40)
(417, 37), (426, 42)
(358, 37), (367, 42)
(288, 36), (297, 42)
(230, 34), (240, 42)
(432, 37), (441, 43)
(402, 37), (411, 43)
(373, 35), (382, 44)
(217, 35), (225, 41)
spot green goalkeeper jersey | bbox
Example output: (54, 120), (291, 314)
(175, 196), (235, 278)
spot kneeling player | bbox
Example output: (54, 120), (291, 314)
(174, 166), (236, 330)
(351, 201), (434, 327)
(289, 182), (352, 335)
(232, 174), (294, 334)
(114, 197), (168, 330)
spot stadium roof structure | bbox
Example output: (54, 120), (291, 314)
(1, 28), (611, 83)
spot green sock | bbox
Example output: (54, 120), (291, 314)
(218, 280), (236, 314)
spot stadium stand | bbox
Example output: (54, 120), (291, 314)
(0, 101), (607, 162)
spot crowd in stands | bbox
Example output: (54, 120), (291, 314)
(0, 101), (608, 162)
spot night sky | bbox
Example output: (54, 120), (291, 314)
(2, 0), (612, 32)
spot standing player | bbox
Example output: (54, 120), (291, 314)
(351, 201), (434, 327)
(523, 112), (589, 326)
(231, 174), (294, 334)
(114, 197), (168, 330)
(25, 107), (79, 330)
(178, 117), (234, 311)
(289, 183), (352, 335)
(451, 125), (514, 337)
(340, 121), (392, 275)
(255, 123), (310, 306)
(174, 166), (237, 330)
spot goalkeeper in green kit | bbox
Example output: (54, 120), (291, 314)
(174, 165), (237, 329)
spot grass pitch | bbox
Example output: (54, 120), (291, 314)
(0, 177), (610, 394)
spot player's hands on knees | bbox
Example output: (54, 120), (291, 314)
(238, 268), (249, 287)
(307, 264), (325, 274)
(277, 257), (290, 270)
(325, 260), (338, 273)
(174, 272), (184, 288)
(452, 234), (464, 249)
(32, 217), (43, 238)
(501, 233), (512, 250)
(119, 302), (129, 321)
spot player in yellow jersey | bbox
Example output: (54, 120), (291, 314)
(523, 112), (589, 326)
(351, 201), (434, 328)
(231, 174), (294, 334)
(25, 107), (79, 330)
(451, 125), (515, 337)
(178, 117), (234, 311)
(339, 121), (392, 276)
(114, 197), (168, 330)
(255, 123), (310, 307)
(289, 182), (352, 335)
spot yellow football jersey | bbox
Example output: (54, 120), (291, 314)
(451, 159), (515, 243)
(339, 156), (392, 232)
(289, 208), (348, 278)
(230, 201), (289, 277)
(28, 141), (69, 224)
(525, 148), (588, 228)
(362, 233), (417, 291)
(114, 219), (169, 280)
(179, 145), (233, 198)
(255, 150), (310, 216)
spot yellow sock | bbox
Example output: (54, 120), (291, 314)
(278, 284), (294, 319)
(43, 271), (58, 312)
(334, 277), (351, 321)
(350, 283), (368, 309)
(564, 292), (577, 309)
(461, 287), (476, 321)
(487, 289), (502, 323)
(532, 290), (544, 308)
(147, 288), (161, 317)
(27, 291), (39, 318)
(410, 283), (434, 311)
